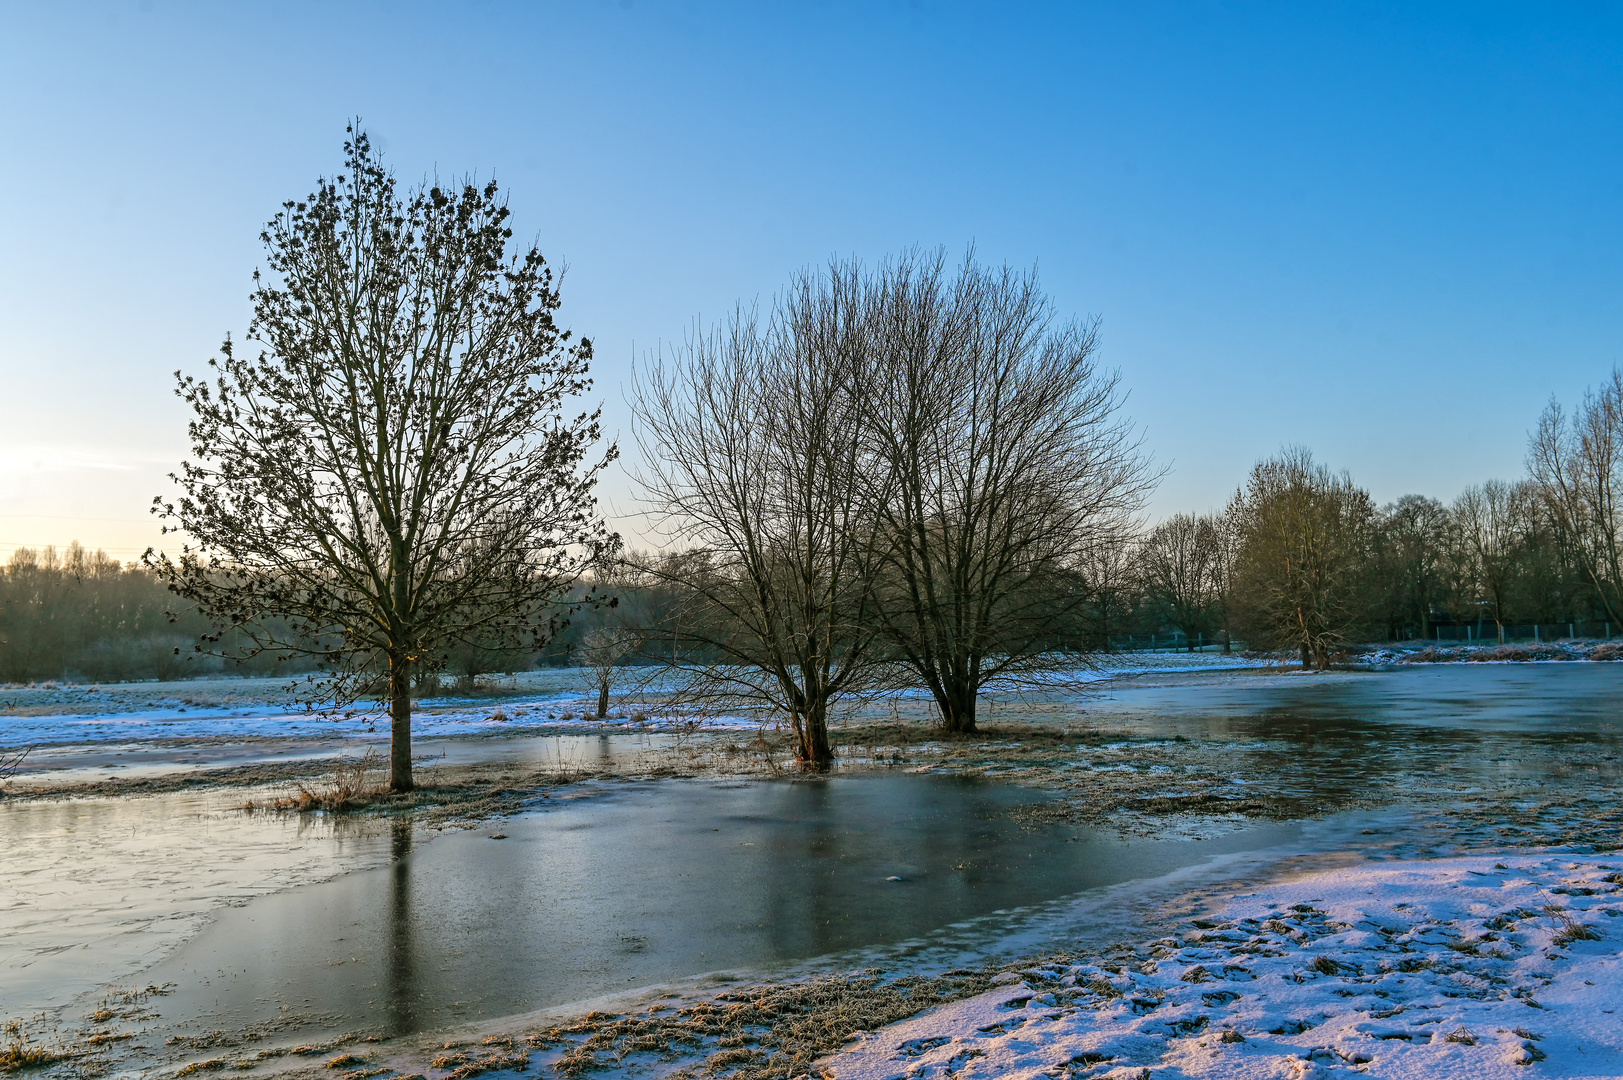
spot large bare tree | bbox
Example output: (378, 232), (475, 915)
(1528, 370), (1623, 625)
(149, 130), (615, 791)
(862, 251), (1153, 733)
(631, 264), (884, 767)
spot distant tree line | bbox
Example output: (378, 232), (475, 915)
(1119, 371), (1623, 666)
(0, 543), (296, 682)
(0, 541), (613, 686)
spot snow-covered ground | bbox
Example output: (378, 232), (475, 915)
(0, 696), (612, 749)
(822, 854), (1623, 1080)
(1360, 641), (1623, 666)
(0, 654), (1270, 751)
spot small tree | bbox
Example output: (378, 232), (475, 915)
(1371, 494), (1460, 639)
(149, 129), (615, 791)
(1227, 448), (1373, 668)
(578, 626), (635, 719)
(1454, 480), (1519, 636)
(1207, 511), (1240, 652)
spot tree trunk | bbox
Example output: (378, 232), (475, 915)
(389, 651), (414, 792)
(1299, 643), (1310, 669)
(936, 686), (978, 734)
(596, 680), (609, 719)
(795, 701), (834, 771)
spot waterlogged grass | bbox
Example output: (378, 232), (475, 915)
(0, 1020), (70, 1074)
(518, 968), (994, 1080)
(238, 751), (387, 813)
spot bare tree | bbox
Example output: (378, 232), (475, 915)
(1208, 510), (1240, 652)
(1228, 447), (1373, 668)
(1080, 533), (1139, 649)
(1528, 370), (1623, 625)
(862, 250), (1154, 733)
(1372, 494), (1460, 639)
(578, 625), (636, 719)
(0, 747), (29, 793)
(631, 263), (883, 768)
(149, 129), (616, 791)
(1137, 513), (1220, 649)
(1453, 479), (1521, 638)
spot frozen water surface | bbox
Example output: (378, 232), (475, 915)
(1, 660), (1619, 1054)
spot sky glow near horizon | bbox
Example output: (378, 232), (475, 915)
(1, 1), (1621, 561)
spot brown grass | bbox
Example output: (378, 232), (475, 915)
(0, 1021), (70, 1073)
(1546, 905), (1603, 948)
(241, 751), (385, 813)
(522, 969), (991, 1079)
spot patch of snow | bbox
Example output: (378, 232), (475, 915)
(821, 853), (1623, 1079)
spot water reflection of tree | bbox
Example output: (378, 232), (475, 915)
(757, 781), (993, 959)
(385, 817), (418, 1036)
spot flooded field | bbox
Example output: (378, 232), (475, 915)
(142, 776), (1303, 1040)
(1, 660), (1619, 1070)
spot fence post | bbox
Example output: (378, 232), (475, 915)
(1535, 625), (1540, 642)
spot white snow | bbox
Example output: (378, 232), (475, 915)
(821, 854), (1623, 1079)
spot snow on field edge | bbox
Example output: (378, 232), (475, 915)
(0, 653), (1272, 749)
(821, 853), (1623, 1080)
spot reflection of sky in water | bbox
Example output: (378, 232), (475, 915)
(142, 777), (1302, 1039)
(0, 788), (402, 1016)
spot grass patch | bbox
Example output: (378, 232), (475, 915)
(1546, 905), (1604, 948)
(521, 968), (992, 1079)
(0, 1021), (71, 1073)
(241, 752), (384, 813)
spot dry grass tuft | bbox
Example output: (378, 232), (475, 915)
(0, 1020), (70, 1073)
(1546, 905), (1603, 948)
(241, 751), (385, 813)
(0, 747), (29, 793)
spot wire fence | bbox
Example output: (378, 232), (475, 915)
(1392, 621), (1618, 645)
(1107, 621), (1621, 653)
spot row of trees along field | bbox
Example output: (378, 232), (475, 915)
(1108, 372), (1623, 665)
(14, 129), (1623, 784)
(1122, 448), (1609, 669)
(0, 539), (572, 685)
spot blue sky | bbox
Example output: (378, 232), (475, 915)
(1, 1), (1620, 557)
